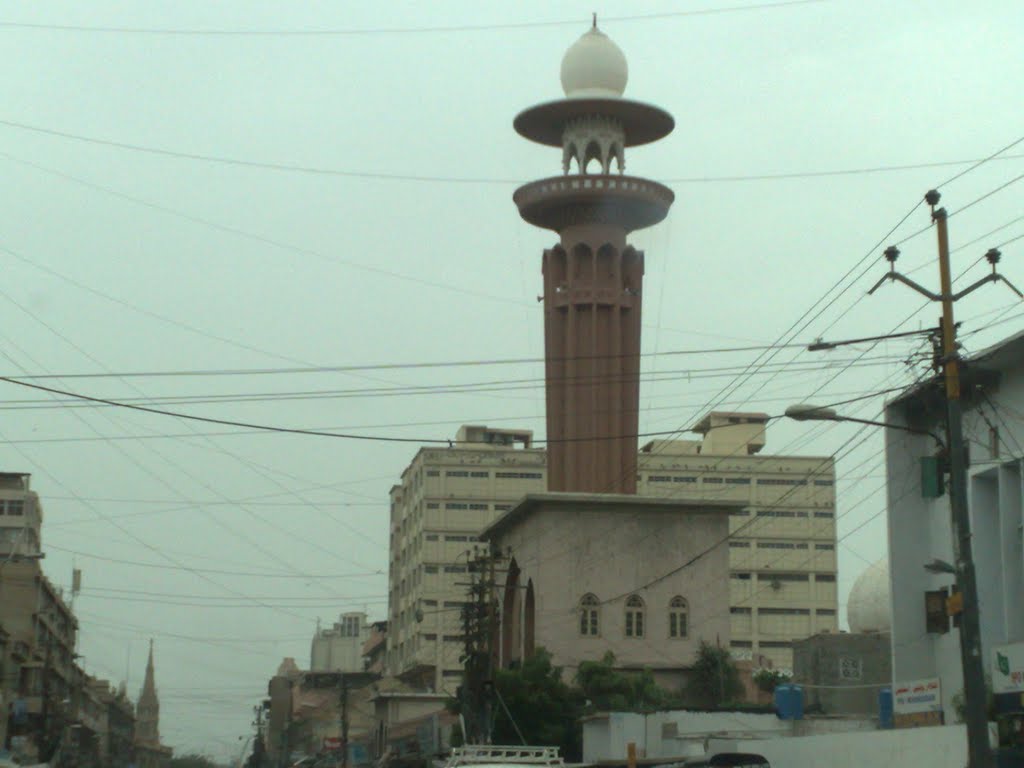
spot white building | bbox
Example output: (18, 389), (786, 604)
(885, 329), (1024, 717)
(311, 612), (373, 673)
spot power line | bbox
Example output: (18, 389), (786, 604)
(0, 1), (828, 36)
(4, 118), (1024, 186)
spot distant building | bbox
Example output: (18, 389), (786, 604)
(885, 329), (1024, 718)
(0, 472), (42, 558)
(0, 559), (78, 763)
(134, 640), (172, 768)
(311, 612), (373, 673)
(361, 621), (388, 674)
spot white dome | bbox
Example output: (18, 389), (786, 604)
(560, 24), (628, 98)
(847, 558), (892, 633)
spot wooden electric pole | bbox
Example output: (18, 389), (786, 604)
(868, 189), (1022, 768)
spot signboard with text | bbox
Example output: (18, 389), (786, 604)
(993, 642), (1024, 695)
(894, 677), (942, 714)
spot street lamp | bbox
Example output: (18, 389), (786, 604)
(784, 404), (945, 447)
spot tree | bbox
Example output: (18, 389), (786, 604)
(490, 649), (584, 760)
(685, 642), (743, 708)
(575, 652), (677, 713)
(752, 668), (790, 694)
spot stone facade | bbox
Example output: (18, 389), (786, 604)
(480, 493), (735, 686)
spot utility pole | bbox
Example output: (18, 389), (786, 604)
(460, 548), (499, 745)
(934, 200), (990, 768)
(868, 189), (1022, 768)
(340, 674), (349, 768)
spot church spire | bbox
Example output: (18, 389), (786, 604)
(136, 638), (161, 744)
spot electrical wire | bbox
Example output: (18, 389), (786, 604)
(0, 2), (829, 36)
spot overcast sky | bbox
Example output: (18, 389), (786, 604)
(1, 0), (1023, 759)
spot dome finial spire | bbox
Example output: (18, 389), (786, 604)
(592, 12), (597, 29)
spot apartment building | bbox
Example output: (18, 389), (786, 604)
(386, 425), (544, 691)
(385, 415), (836, 686)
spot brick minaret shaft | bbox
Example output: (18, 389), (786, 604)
(514, 22), (675, 493)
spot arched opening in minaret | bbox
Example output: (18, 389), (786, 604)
(572, 243), (593, 285)
(502, 558), (522, 667)
(582, 140), (604, 174)
(597, 243), (618, 286)
(523, 579), (536, 659)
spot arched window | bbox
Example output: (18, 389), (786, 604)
(625, 595), (645, 638)
(669, 596), (688, 638)
(579, 594), (600, 637)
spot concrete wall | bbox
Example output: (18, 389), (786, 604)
(708, 723), (976, 768)
(792, 632), (891, 714)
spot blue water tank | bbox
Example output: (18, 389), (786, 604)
(878, 687), (894, 729)
(774, 684), (805, 720)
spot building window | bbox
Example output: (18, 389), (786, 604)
(470, 471), (489, 478)
(815, 543), (835, 550)
(424, 565), (438, 574)
(579, 594), (600, 637)
(625, 595), (645, 638)
(726, 477), (751, 485)
(648, 475), (673, 483)
(426, 534), (439, 541)
(426, 502), (439, 509)
(446, 470), (469, 478)
(469, 503), (488, 510)
(4, 500), (24, 516)
(813, 510), (834, 518)
(813, 479), (834, 486)
(815, 574), (836, 583)
(446, 503), (468, 510)
(494, 471), (543, 480)
(673, 476), (697, 483)
(729, 541), (751, 548)
(426, 470), (440, 477)
(445, 535), (468, 542)
(730, 509), (751, 516)
(669, 596), (688, 638)
(703, 477), (724, 484)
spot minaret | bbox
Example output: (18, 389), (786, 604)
(514, 20), (675, 493)
(136, 639), (160, 744)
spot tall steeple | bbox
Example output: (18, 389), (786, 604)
(136, 639), (161, 744)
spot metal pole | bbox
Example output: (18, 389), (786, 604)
(341, 675), (349, 768)
(934, 207), (992, 768)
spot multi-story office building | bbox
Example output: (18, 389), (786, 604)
(385, 414), (836, 687)
(386, 425), (543, 691)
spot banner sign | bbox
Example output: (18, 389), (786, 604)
(893, 677), (942, 714)
(993, 642), (1024, 695)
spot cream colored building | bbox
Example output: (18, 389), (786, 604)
(385, 415), (836, 687)
(386, 426), (543, 691)
(479, 492), (735, 689)
(311, 611), (373, 672)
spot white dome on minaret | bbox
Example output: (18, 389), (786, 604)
(847, 558), (892, 634)
(560, 20), (628, 98)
